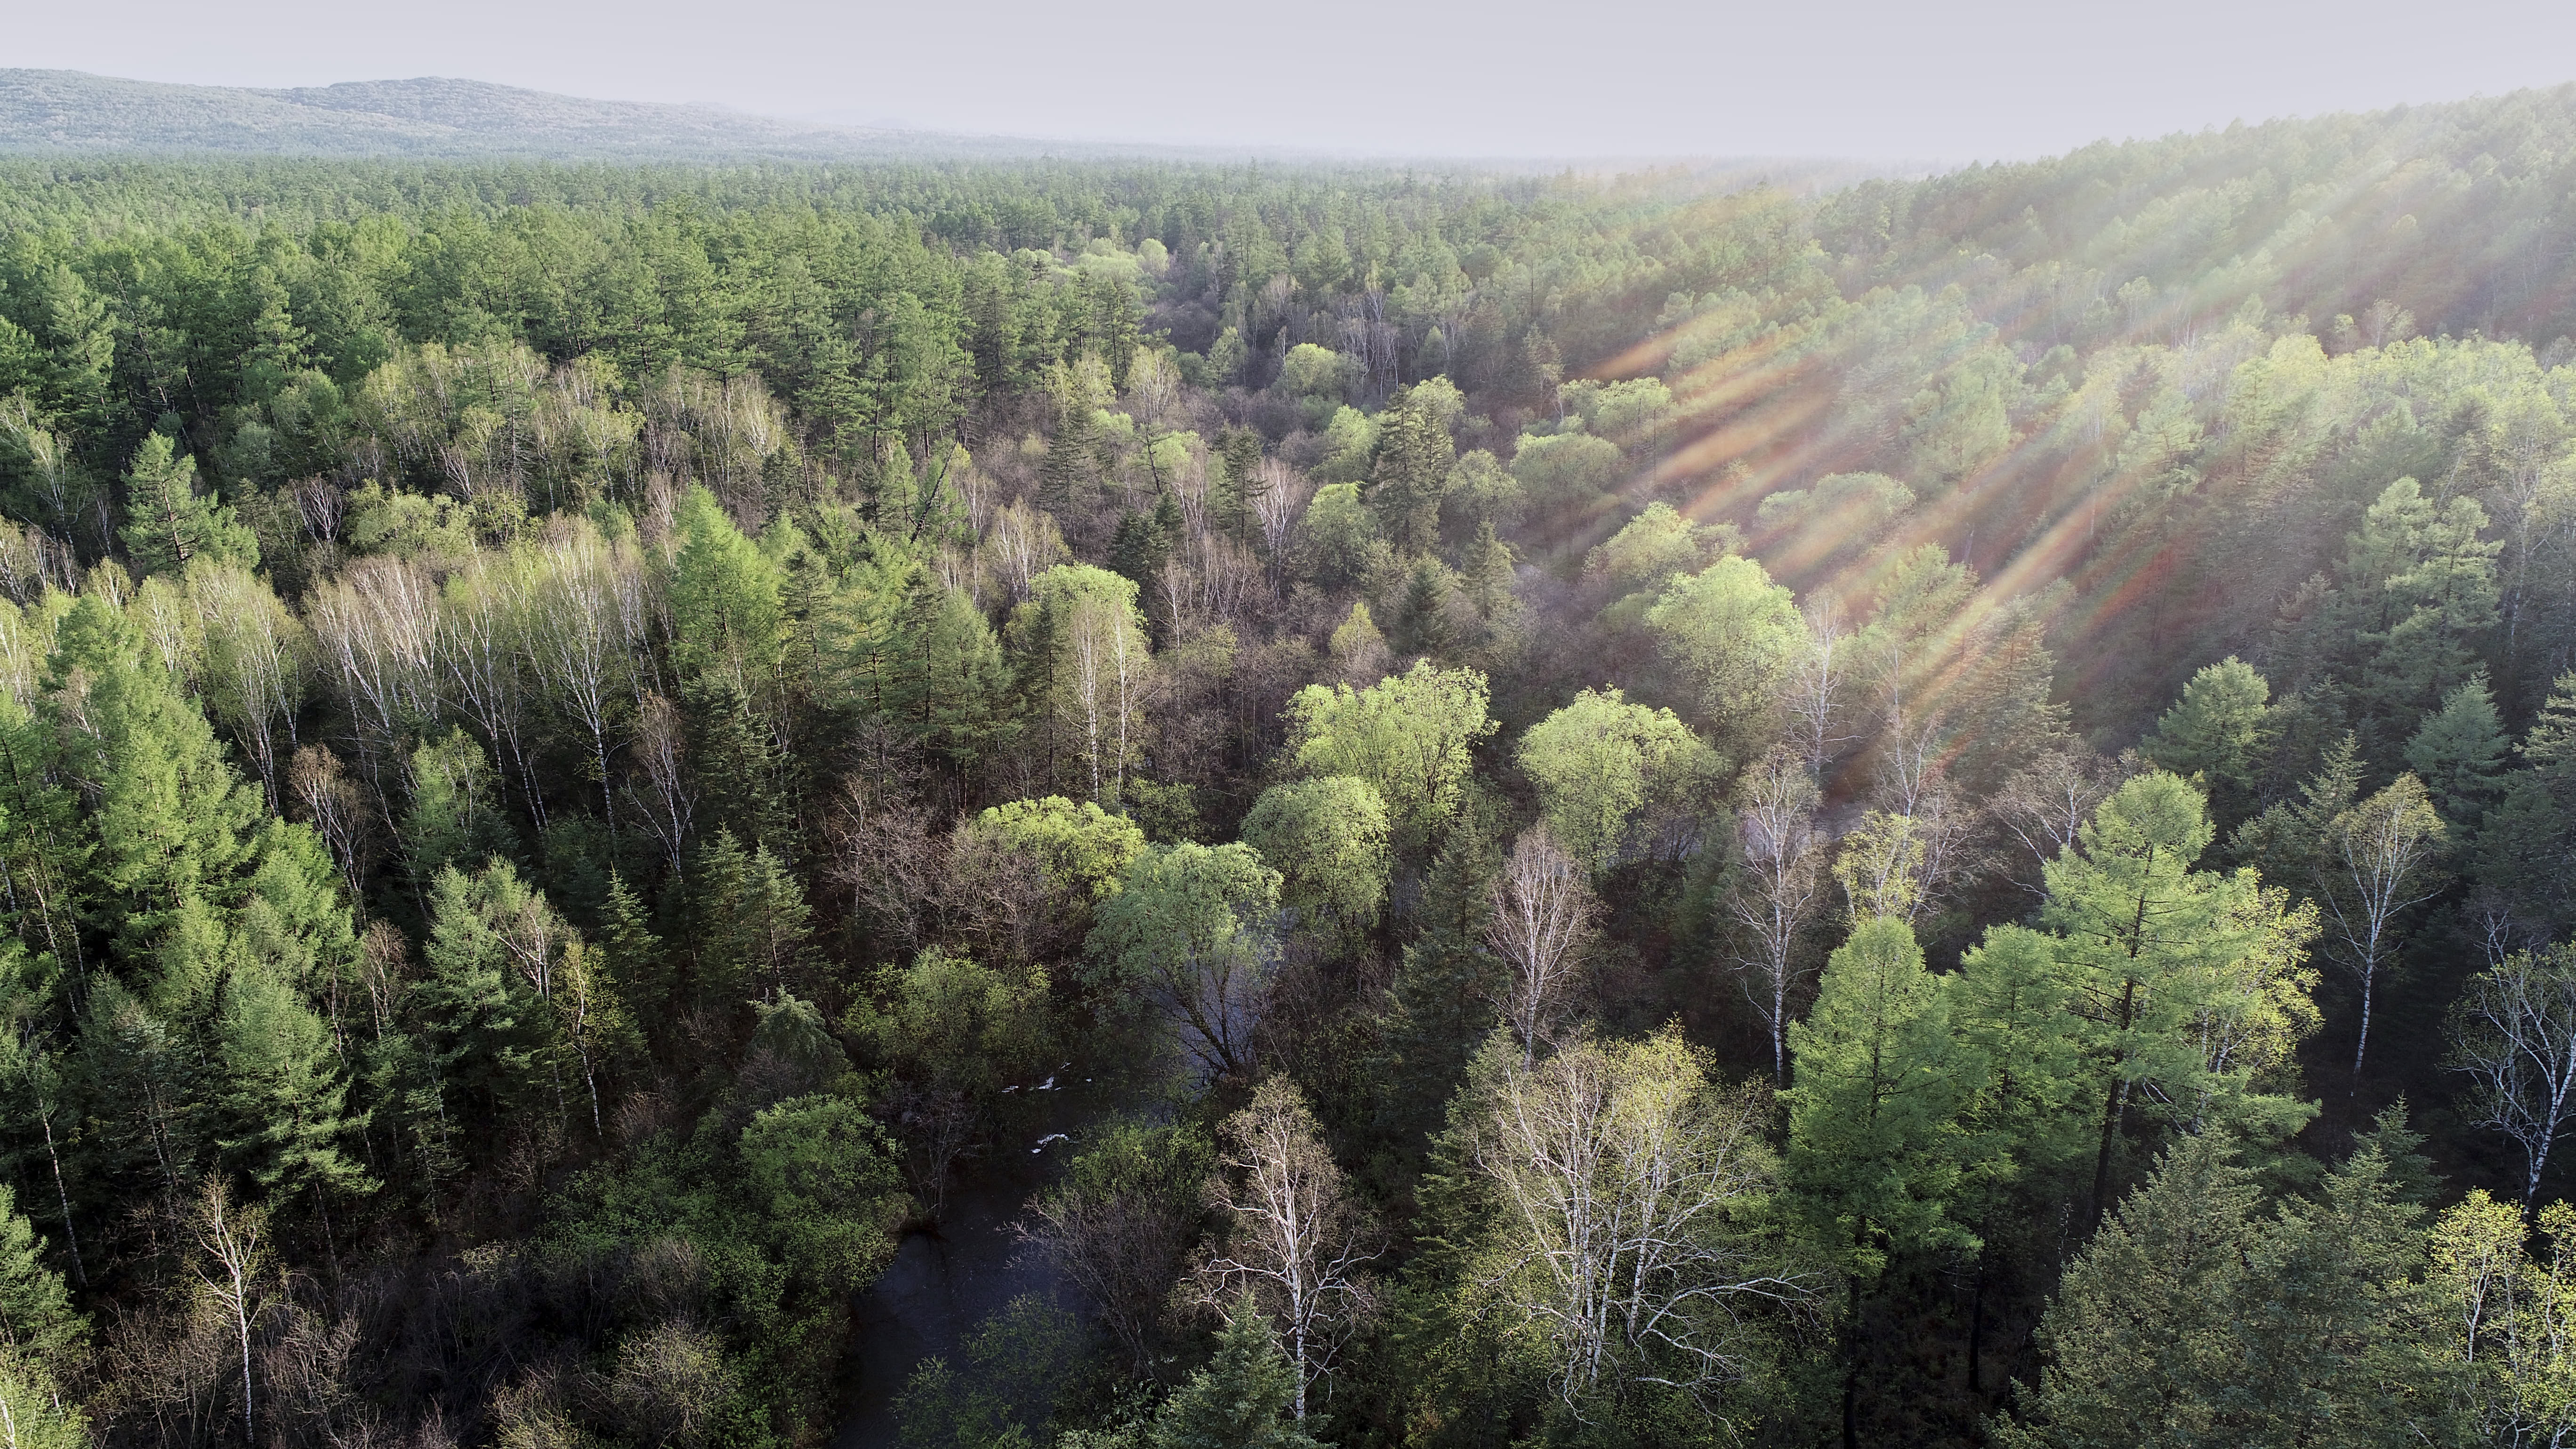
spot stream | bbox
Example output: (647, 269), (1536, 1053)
(832, 1071), (1103, 1446)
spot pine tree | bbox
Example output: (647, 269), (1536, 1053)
(0, 1184), (82, 1368)
(1148, 1306), (1326, 1449)
(2141, 658), (2274, 829)
(118, 432), (257, 576)
(212, 960), (373, 1203)
(2405, 672), (2511, 827)
(1368, 385), (1455, 556)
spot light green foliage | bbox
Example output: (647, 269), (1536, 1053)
(1787, 917), (1971, 1280)
(847, 949), (1051, 1099)
(2432, 1192), (2576, 1444)
(1587, 501), (1726, 598)
(1999, 1136), (2463, 1449)
(1284, 661), (1496, 847)
(1444, 1030), (1797, 1421)
(1298, 482), (1378, 587)
(1315, 407), (1379, 484)
(2141, 657), (2274, 827)
(1507, 427), (1622, 525)
(1443, 448), (1520, 533)
(1561, 377), (1673, 450)
(738, 1094), (910, 1294)
(1240, 776), (1392, 942)
(1515, 687), (1713, 874)
(1279, 343), (1347, 402)
(120, 431), (257, 575)
(1028, 564), (1152, 806)
(963, 796), (1146, 909)
(1645, 553), (1802, 744)
(1085, 842), (1281, 1076)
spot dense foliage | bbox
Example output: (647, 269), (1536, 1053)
(0, 85), (2570, 1448)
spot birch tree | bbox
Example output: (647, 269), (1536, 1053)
(189, 562), (308, 812)
(189, 1178), (269, 1444)
(522, 529), (636, 829)
(1726, 747), (1827, 1083)
(2322, 773), (2447, 1085)
(436, 552), (544, 827)
(1032, 564), (1150, 809)
(1456, 1031), (1808, 1418)
(1483, 826), (1596, 1068)
(1188, 1076), (1380, 1421)
(306, 555), (439, 795)
(2454, 944), (2576, 1207)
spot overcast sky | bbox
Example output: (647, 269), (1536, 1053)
(11, 0), (2576, 160)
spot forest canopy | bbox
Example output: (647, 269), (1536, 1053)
(0, 81), (2570, 1449)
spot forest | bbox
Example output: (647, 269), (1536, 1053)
(0, 80), (2569, 1449)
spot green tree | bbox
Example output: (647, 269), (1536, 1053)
(1645, 554), (1802, 752)
(119, 432), (257, 576)
(2405, 673), (2510, 827)
(2037, 773), (2295, 1224)
(213, 959), (373, 1205)
(1239, 777), (1391, 948)
(1998, 1135), (2464, 1449)
(738, 1093), (909, 1299)
(2140, 657), (2274, 829)
(1787, 916), (1972, 1441)
(1148, 1308), (1326, 1449)
(667, 484), (785, 692)
(1370, 383), (1456, 556)
(1085, 842), (1281, 1077)
(1283, 661), (1496, 850)
(1516, 687), (1714, 875)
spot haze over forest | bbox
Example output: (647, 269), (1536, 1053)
(0, 50), (2570, 1449)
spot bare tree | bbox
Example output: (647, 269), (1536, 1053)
(1023, 1149), (1203, 1374)
(1785, 597), (1857, 776)
(2325, 773), (2448, 1085)
(1251, 459), (1313, 581)
(626, 692), (694, 878)
(1187, 1077), (1380, 1421)
(191, 563), (310, 812)
(289, 745), (375, 902)
(437, 553), (546, 828)
(1462, 1032), (1810, 1417)
(522, 530), (636, 830)
(189, 1178), (270, 1443)
(985, 498), (1068, 604)
(2454, 944), (2576, 1206)
(1988, 745), (2126, 895)
(1484, 827), (1597, 1069)
(307, 555), (440, 798)
(1725, 748), (1827, 1082)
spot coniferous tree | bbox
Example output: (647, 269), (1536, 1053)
(118, 433), (256, 576)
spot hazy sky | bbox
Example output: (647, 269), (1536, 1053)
(13, 0), (2576, 160)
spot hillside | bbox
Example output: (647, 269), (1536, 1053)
(0, 68), (929, 158)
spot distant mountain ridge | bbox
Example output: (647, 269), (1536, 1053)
(0, 69), (947, 159)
